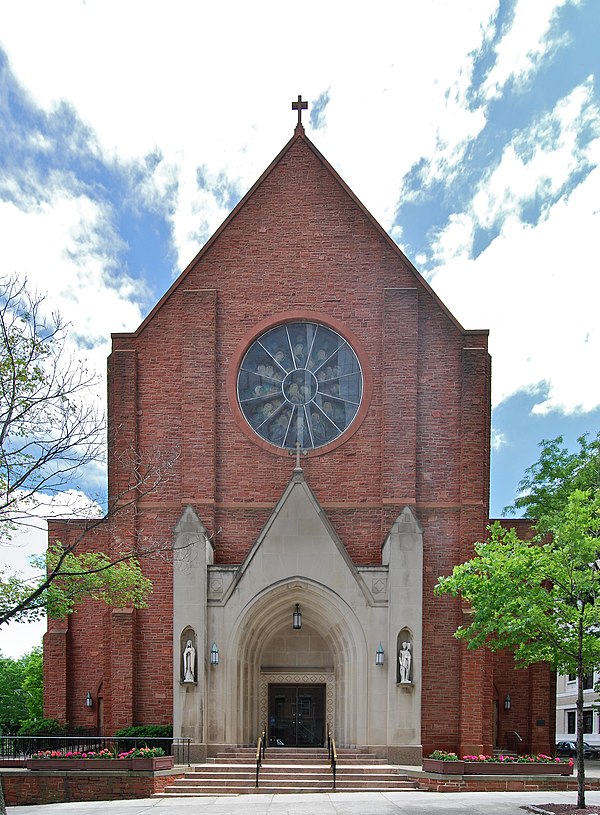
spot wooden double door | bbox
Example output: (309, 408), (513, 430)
(268, 684), (325, 747)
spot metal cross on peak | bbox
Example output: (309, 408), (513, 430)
(292, 95), (308, 131)
(290, 440), (308, 471)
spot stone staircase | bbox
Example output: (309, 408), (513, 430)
(157, 746), (418, 796)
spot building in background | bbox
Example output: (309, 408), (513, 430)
(556, 673), (600, 750)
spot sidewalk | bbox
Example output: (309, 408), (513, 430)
(7, 788), (600, 815)
(8, 763), (600, 814)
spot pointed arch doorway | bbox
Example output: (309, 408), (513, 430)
(269, 683), (325, 747)
(224, 579), (367, 749)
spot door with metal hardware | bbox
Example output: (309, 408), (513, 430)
(268, 684), (325, 747)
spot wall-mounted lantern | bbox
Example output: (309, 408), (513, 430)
(292, 604), (302, 630)
(504, 693), (511, 711)
(85, 691), (93, 708)
(376, 643), (385, 666)
(210, 642), (219, 665)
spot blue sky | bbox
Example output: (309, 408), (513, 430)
(0, 0), (599, 655)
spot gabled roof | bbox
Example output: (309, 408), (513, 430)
(114, 127), (488, 339)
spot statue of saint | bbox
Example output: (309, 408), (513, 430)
(398, 641), (412, 683)
(183, 639), (196, 682)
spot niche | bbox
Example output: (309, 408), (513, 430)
(181, 627), (197, 684)
(396, 628), (412, 684)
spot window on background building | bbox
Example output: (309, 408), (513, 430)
(582, 675), (594, 690)
(567, 711), (576, 733)
(584, 710), (594, 733)
(568, 674), (576, 682)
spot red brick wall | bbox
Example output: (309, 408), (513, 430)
(44, 519), (109, 730)
(43, 132), (550, 750)
(0, 770), (184, 806)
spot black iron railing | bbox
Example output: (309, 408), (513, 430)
(0, 736), (191, 766)
(255, 726), (266, 787)
(327, 725), (337, 789)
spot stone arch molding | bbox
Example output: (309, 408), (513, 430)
(219, 578), (369, 747)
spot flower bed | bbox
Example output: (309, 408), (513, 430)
(26, 746), (174, 772)
(423, 752), (573, 776)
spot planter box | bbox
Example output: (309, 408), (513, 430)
(463, 761), (573, 775)
(131, 756), (174, 771)
(26, 756), (174, 772)
(27, 758), (130, 770)
(422, 758), (465, 774)
(422, 758), (573, 776)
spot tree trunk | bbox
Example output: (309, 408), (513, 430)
(0, 777), (7, 815)
(577, 621), (586, 809)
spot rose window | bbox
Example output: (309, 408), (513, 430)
(236, 321), (363, 450)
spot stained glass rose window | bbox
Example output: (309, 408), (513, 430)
(236, 322), (363, 450)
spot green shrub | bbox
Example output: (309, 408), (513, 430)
(112, 724), (173, 752)
(113, 725), (172, 738)
(17, 718), (67, 736)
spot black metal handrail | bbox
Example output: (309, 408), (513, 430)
(327, 725), (337, 789)
(0, 735), (191, 766)
(255, 727), (266, 787)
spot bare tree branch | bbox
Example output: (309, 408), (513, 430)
(0, 275), (188, 627)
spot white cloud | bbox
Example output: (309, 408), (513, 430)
(429, 85), (600, 414)
(472, 79), (599, 230)
(482, 0), (580, 100)
(0, 181), (150, 505)
(0, 181), (146, 357)
(0, 1), (596, 424)
(0, 0), (499, 267)
(429, 75), (600, 415)
(491, 429), (508, 451)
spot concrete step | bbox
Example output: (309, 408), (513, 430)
(156, 746), (418, 797)
(209, 750), (387, 765)
(159, 780), (416, 796)
(183, 770), (405, 782)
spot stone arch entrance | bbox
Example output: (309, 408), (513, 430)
(224, 578), (368, 747)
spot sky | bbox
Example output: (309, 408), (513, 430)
(0, 0), (599, 658)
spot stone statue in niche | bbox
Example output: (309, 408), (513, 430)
(183, 639), (196, 683)
(398, 640), (412, 684)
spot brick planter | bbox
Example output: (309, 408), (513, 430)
(462, 761), (573, 775)
(27, 759), (128, 771)
(1, 768), (184, 806)
(26, 756), (174, 771)
(130, 756), (174, 771)
(422, 759), (465, 773)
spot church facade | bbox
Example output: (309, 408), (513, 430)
(44, 108), (555, 763)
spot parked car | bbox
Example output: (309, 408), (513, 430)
(556, 740), (600, 759)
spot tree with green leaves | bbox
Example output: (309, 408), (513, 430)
(436, 433), (600, 809)
(509, 432), (600, 527)
(0, 274), (179, 627)
(0, 646), (44, 732)
(20, 645), (44, 724)
(0, 646), (45, 815)
(0, 650), (28, 733)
